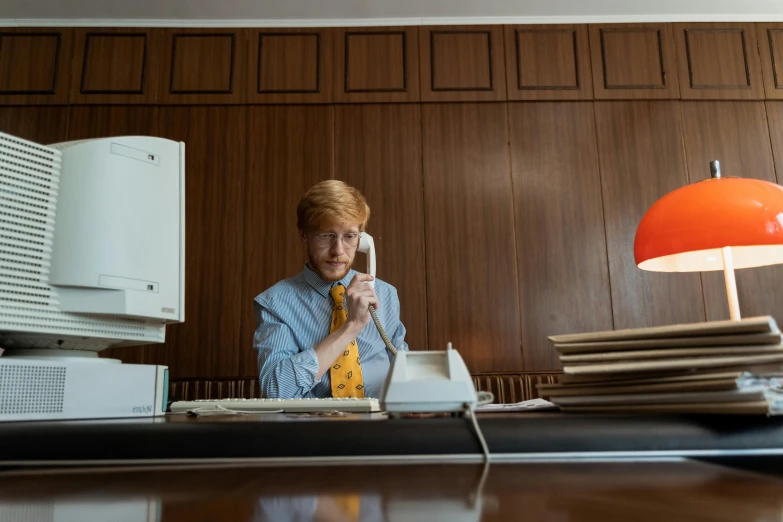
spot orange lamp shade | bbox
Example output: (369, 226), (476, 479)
(634, 176), (783, 272)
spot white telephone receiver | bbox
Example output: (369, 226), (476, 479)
(358, 232), (376, 289)
(358, 232), (394, 356)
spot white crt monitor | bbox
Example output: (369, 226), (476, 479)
(0, 132), (185, 354)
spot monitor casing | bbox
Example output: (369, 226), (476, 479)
(0, 132), (183, 421)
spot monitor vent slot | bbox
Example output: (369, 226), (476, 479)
(0, 504), (54, 522)
(0, 364), (66, 415)
(0, 133), (59, 161)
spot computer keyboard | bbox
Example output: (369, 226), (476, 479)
(169, 397), (381, 414)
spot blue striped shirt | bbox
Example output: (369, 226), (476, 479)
(253, 264), (409, 399)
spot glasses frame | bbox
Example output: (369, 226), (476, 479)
(310, 231), (361, 249)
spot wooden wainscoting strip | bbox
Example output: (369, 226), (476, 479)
(169, 373), (561, 403)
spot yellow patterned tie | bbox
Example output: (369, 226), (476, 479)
(320, 495), (360, 521)
(329, 284), (365, 398)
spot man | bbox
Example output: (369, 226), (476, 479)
(254, 180), (408, 399)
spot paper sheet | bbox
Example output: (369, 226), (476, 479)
(476, 398), (558, 412)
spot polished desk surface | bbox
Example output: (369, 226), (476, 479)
(1, 460), (782, 521)
(4, 412), (783, 521)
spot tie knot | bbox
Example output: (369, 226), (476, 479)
(330, 284), (346, 305)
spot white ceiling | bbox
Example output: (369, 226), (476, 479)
(2, 0), (783, 26)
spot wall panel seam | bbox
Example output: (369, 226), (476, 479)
(590, 101), (616, 331)
(505, 101), (525, 369)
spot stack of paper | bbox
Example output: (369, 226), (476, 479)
(475, 398), (558, 412)
(538, 316), (783, 414)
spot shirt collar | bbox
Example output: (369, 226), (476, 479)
(301, 263), (355, 298)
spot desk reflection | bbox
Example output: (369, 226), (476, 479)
(1, 460), (782, 522)
(255, 494), (384, 522)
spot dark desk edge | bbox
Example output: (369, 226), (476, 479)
(2, 413), (783, 466)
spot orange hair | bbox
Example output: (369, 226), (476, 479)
(296, 180), (370, 232)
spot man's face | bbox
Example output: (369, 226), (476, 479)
(300, 223), (361, 282)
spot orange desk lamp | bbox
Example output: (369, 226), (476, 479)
(634, 161), (783, 321)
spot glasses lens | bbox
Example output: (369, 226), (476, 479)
(344, 234), (359, 247)
(314, 234), (333, 247)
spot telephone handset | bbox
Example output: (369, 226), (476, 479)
(358, 232), (396, 355)
(358, 232), (376, 288)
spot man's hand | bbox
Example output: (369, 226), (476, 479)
(313, 273), (379, 380)
(345, 273), (378, 329)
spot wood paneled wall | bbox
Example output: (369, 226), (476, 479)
(3, 23), (783, 385)
(422, 103), (521, 372)
(510, 102), (613, 369)
(6, 22), (783, 104)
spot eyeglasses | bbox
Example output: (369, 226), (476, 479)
(312, 232), (360, 248)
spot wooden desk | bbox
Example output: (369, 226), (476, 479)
(1, 460), (782, 521)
